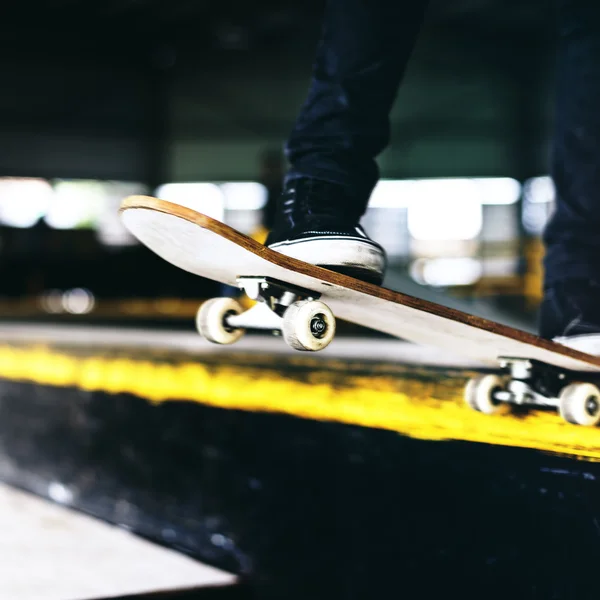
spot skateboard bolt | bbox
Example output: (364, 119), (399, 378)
(310, 314), (327, 338)
(586, 396), (599, 416)
(222, 310), (237, 333)
(490, 386), (503, 406)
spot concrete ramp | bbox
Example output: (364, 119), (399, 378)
(0, 483), (235, 600)
(0, 323), (598, 600)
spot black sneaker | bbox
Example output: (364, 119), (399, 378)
(539, 279), (600, 353)
(264, 178), (387, 285)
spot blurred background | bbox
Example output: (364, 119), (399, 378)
(0, 0), (559, 331)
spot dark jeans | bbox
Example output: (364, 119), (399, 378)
(285, 0), (600, 288)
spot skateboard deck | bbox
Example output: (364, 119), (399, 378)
(120, 195), (600, 425)
(120, 195), (600, 371)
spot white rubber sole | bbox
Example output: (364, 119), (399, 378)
(268, 237), (386, 279)
(554, 333), (600, 356)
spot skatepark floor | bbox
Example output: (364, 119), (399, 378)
(0, 322), (485, 368)
(0, 482), (236, 600)
(0, 321), (599, 599)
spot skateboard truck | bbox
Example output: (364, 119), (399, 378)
(195, 277), (336, 352)
(464, 357), (600, 426)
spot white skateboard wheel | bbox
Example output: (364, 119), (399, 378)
(558, 382), (600, 426)
(196, 297), (245, 345)
(282, 300), (336, 352)
(464, 374), (510, 415)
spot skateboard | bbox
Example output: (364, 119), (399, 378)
(120, 195), (600, 427)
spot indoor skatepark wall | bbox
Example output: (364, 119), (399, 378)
(0, 325), (598, 599)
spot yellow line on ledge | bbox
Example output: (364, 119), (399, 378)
(0, 344), (599, 461)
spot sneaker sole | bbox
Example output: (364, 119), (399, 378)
(268, 237), (386, 286)
(553, 334), (600, 356)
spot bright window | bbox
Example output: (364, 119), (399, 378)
(155, 183), (226, 222)
(0, 178), (53, 227)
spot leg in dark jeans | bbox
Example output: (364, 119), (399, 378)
(540, 2), (600, 339)
(285, 0), (430, 211)
(544, 2), (600, 285)
(266, 0), (429, 285)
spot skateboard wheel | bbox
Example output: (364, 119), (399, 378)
(464, 374), (510, 415)
(282, 300), (336, 352)
(196, 298), (245, 345)
(558, 382), (600, 426)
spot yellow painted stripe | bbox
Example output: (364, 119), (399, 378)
(0, 344), (600, 461)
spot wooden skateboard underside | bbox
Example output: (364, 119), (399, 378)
(120, 196), (600, 373)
